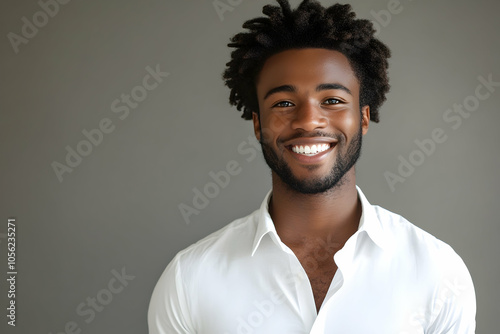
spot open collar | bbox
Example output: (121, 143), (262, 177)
(250, 185), (394, 257)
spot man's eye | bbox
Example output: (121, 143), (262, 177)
(273, 101), (293, 108)
(324, 98), (341, 105)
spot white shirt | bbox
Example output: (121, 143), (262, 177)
(148, 186), (476, 334)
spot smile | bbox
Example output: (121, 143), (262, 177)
(291, 144), (331, 156)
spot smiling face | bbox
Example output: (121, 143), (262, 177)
(253, 48), (370, 194)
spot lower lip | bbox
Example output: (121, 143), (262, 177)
(286, 144), (336, 164)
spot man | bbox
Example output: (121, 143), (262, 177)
(148, 1), (476, 333)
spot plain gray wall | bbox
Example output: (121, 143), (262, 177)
(1, 0), (499, 333)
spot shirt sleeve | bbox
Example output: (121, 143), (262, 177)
(148, 254), (195, 334)
(426, 247), (476, 334)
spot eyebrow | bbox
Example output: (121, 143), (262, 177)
(263, 83), (352, 100)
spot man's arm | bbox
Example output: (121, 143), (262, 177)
(148, 254), (195, 334)
(426, 248), (476, 333)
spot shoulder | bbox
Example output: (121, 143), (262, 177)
(373, 204), (472, 278)
(178, 209), (257, 261)
(148, 209), (260, 331)
(162, 208), (259, 282)
(373, 204), (476, 330)
(375, 205), (455, 252)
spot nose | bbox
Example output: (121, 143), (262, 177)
(290, 100), (328, 132)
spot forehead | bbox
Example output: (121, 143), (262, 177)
(256, 48), (359, 96)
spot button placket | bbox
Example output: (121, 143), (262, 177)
(284, 243), (318, 331)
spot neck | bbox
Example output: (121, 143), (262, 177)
(269, 169), (362, 247)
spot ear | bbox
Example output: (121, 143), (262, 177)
(252, 112), (261, 142)
(361, 105), (370, 135)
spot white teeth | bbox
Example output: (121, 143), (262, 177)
(291, 143), (331, 156)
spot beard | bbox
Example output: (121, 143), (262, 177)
(259, 122), (363, 194)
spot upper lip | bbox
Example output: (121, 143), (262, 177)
(283, 137), (338, 148)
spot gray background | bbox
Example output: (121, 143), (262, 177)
(1, 0), (499, 333)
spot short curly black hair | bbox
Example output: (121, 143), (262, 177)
(222, 0), (391, 123)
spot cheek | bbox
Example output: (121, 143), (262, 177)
(330, 111), (359, 134)
(259, 113), (288, 144)
(264, 113), (288, 134)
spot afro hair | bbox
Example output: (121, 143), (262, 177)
(222, 0), (391, 123)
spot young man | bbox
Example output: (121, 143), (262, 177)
(148, 1), (476, 333)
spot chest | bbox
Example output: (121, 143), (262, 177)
(195, 244), (430, 334)
(294, 248), (339, 313)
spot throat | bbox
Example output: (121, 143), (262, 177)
(269, 187), (362, 244)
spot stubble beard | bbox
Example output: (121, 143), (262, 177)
(259, 123), (363, 194)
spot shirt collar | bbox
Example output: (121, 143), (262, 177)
(250, 185), (394, 257)
(356, 185), (394, 250)
(251, 189), (281, 257)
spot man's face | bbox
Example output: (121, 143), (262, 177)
(253, 48), (370, 194)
